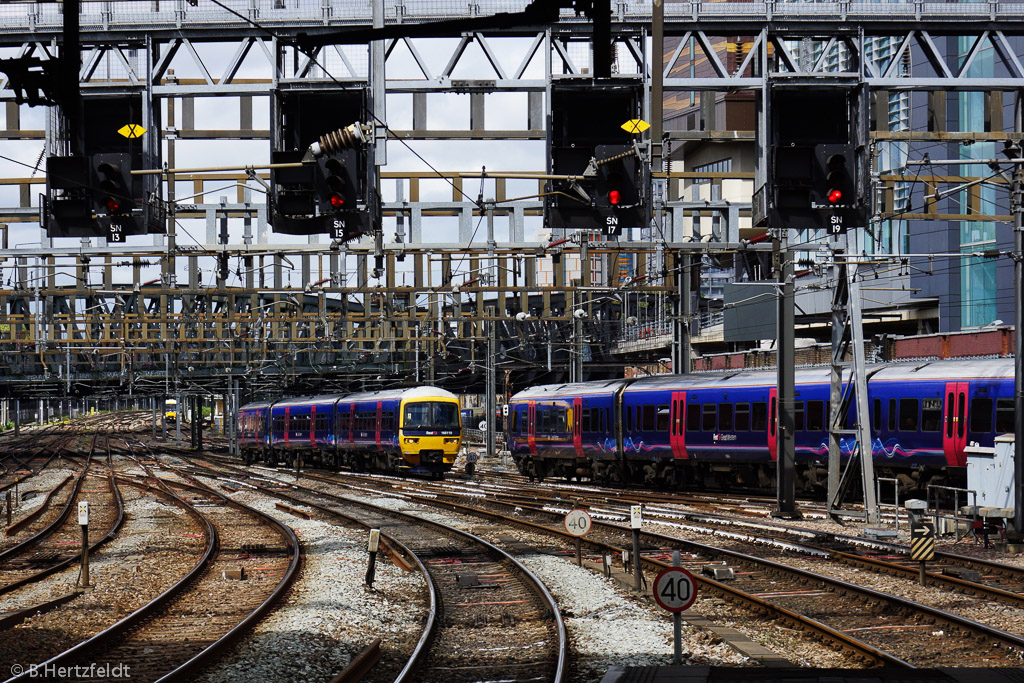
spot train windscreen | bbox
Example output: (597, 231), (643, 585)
(403, 402), (461, 430)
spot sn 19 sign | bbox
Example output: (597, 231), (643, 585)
(653, 567), (698, 613)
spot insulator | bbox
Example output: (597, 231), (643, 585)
(317, 122), (367, 156)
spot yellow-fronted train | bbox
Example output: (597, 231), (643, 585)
(237, 387), (462, 478)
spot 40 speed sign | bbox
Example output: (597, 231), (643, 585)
(652, 566), (698, 613)
(564, 509), (592, 537)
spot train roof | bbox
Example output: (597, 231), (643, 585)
(508, 359), (1014, 400)
(338, 386), (459, 403)
(509, 378), (631, 400)
(272, 394), (347, 408)
(869, 358), (1014, 381)
(238, 400), (274, 411)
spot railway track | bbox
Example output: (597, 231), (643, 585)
(0, 437), (125, 598)
(257, 464), (1024, 669)
(5, 451), (301, 683)
(171, 453), (569, 682)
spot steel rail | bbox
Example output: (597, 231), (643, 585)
(178, 457), (568, 682)
(2, 477), (215, 683)
(4, 474), (72, 535)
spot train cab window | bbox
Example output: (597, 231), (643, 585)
(873, 399), (881, 432)
(702, 403), (717, 431)
(718, 403), (733, 431)
(970, 398), (992, 434)
(899, 398), (919, 431)
(686, 404), (700, 432)
(921, 399), (941, 432)
(996, 398), (1014, 433)
(656, 406), (670, 432)
(734, 403), (750, 431)
(752, 402), (767, 431)
(807, 401), (825, 432)
(794, 401), (805, 431)
(642, 405), (656, 431)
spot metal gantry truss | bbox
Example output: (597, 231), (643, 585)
(0, 1), (1023, 398)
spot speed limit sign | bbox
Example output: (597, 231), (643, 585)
(653, 566), (698, 613)
(564, 509), (592, 537)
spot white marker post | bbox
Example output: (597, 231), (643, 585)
(78, 501), (90, 587)
(653, 551), (698, 665)
(564, 508), (592, 566)
(365, 529), (381, 587)
(630, 504), (643, 591)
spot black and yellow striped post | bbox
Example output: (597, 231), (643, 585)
(911, 522), (936, 585)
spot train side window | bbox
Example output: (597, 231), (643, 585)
(753, 402), (767, 431)
(625, 405), (633, 432)
(686, 404), (700, 431)
(957, 393), (966, 438)
(899, 398), (919, 431)
(873, 399), (881, 431)
(888, 398), (897, 432)
(734, 403), (750, 431)
(656, 406), (670, 432)
(807, 401), (824, 432)
(642, 405), (656, 431)
(702, 403), (717, 431)
(970, 398), (992, 433)
(718, 403), (733, 431)
(581, 408), (591, 433)
(996, 398), (1014, 433)
(555, 408), (568, 433)
(794, 401), (805, 431)
(921, 399), (941, 432)
(946, 392), (954, 438)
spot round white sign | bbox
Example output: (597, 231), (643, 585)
(653, 567), (698, 613)
(564, 509), (592, 537)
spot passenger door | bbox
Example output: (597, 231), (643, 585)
(670, 391), (688, 459)
(767, 388), (778, 461)
(528, 401), (537, 454)
(375, 401), (383, 449)
(943, 382), (969, 466)
(573, 397), (583, 458)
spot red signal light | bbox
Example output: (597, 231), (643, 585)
(329, 193), (345, 208)
(104, 197), (121, 213)
(827, 189), (843, 204)
(608, 189), (621, 206)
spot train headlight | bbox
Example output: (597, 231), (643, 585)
(404, 437), (419, 444)
(444, 438), (458, 444)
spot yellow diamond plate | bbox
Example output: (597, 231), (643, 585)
(118, 124), (147, 139)
(621, 118), (650, 134)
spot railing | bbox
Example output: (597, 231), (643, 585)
(927, 484), (978, 541)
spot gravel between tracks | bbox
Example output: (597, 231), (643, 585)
(194, 488), (426, 683)
(0, 485), (206, 667)
(359, 494), (754, 679)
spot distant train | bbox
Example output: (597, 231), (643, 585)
(236, 387), (462, 477)
(506, 359), (1015, 493)
(164, 399), (178, 423)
